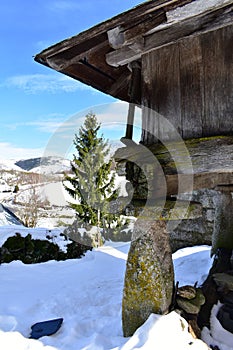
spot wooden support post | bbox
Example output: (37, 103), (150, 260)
(125, 104), (135, 140)
(124, 61), (141, 140)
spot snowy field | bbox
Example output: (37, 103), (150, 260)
(0, 238), (233, 350)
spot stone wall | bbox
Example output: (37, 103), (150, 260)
(116, 156), (221, 252)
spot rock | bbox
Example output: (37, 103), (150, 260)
(221, 291), (233, 306)
(177, 285), (197, 300)
(176, 289), (205, 314)
(122, 218), (174, 337)
(213, 273), (233, 292)
(217, 304), (233, 334)
(212, 191), (233, 256)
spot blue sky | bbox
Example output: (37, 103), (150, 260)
(0, 0), (142, 160)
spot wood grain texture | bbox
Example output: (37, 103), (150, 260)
(142, 43), (182, 143)
(106, 4), (233, 67)
(141, 24), (233, 143)
(179, 36), (204, 138)
(202, 25), (233, 136)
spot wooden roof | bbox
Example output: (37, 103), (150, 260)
(34, 0), (233, 103)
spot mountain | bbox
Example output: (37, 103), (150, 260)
(0, 157), (74, 228)
(0, 160), (23, 172)
(15, 157), (42, 171)
(15, 156), (71, 175)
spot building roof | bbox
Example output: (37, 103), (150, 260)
(34, 0), (233, 103)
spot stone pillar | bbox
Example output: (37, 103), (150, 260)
(198, 186), (233, 329)
(122, 216), (174, 337)
(212, 186), (233, 256)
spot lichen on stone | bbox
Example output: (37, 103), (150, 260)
(122, 218), (174, 337)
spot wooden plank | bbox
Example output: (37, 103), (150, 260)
(106, 3), (233, 67)
(141, 51), (160, 144)
(46, 39), (108, 71)
(179, 36), (204, 138)
(202, 25), (233, 136)
(141, 43), (181, 143)
(141, 24), (233, 142)
(108, 71), (131, 96)
(108, 10), (166, 49)
(157, 45), (181, 140)
(36, 0), (193, 61)
(64, 62), (114, 91)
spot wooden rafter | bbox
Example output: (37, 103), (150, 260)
(106, 2), (233, 67)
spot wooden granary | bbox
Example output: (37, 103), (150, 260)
(35, 0), (233, 337)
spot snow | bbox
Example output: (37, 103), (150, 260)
(202, 302), (233, 350)
(0, 236), (233, 350)
(0, 160), (23, 172)
(117, 312), (209, 350)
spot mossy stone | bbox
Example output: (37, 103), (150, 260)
(122, 218), (174, 337)
(176, 288), (205, 314)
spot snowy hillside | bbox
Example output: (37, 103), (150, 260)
(0, 242), (232, 349)
(0, 160), (23, 172)
(0, 152), (129, 229)
(0, 157), (74, 228)
(15, 156), (71, 175)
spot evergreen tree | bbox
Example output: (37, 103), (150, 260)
(63, 113), (122, 244)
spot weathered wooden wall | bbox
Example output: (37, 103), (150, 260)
(141, 24), (233, 143)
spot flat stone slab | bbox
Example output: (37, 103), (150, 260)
(115, 136), (233, 196)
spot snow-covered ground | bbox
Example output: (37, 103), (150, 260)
(0, 239), (232, 350)
(0, 164), (128, 228)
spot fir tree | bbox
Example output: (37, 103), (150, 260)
(63, 113), (122, 244)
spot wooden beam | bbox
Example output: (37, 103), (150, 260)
(107, 10), (167, 49)
(125, 61), (142, 140)
(35, 0), (192, 62)
(106, 3), (233, 67)
(46, 40), (108, 71)
(125, 104), (136, 140)
(108, 70), (131, 96)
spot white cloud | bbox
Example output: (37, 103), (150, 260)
(4, 115), (66, 134)
(0, 142), (44, 161)
(42, 102), (142, 158)
(26, 118), (65, 133)
(3, 74), (94, 94)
